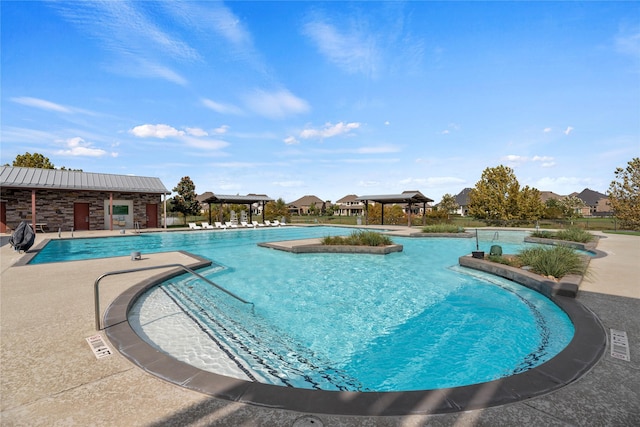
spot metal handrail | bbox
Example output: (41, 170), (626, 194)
(94, 263), (253, 330)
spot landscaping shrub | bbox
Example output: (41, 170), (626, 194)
(517, 246), (585, 279)
(322, 230), (393, 246)
(421, 224), (462, 233)
(531, 227), (594, 243)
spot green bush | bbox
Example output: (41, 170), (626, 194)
(517, 246), (585, 279)
(322, 230), (393, 246)
(531, 227), (594, 243)
(421, 224), (462, 233)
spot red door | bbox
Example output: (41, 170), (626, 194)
(146, 204), (158, 228)
(0, 201), (6, 233)
(74, 203), (90, 230)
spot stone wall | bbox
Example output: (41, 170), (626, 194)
(1, 188), (162, 231)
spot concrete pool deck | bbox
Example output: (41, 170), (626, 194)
(1, 227), (639, 426)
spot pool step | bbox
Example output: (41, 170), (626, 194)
(162, 281), (365, 391)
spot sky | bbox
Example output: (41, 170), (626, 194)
(1, 1), (639, 204)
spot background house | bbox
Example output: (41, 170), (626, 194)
(454, 188), (473, 216)
(0, 166), (169, 233)
(287, 195), (327, 215)
(334, 194), (364, 216)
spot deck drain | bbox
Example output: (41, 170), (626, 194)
(292, 415), (324, 427)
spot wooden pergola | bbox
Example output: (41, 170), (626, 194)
(356, 190), (434, 227)
(202, 193), (274, 224)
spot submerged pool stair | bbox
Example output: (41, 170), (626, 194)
(162, 279), (365, 391)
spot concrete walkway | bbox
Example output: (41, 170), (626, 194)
(1, 228), (638, 426)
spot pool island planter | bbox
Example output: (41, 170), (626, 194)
(258, 240), (403, 254)
(459, 254), (582, 298)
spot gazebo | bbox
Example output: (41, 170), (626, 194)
(356, 190), (434, 227)
(202, 193), (274, 224)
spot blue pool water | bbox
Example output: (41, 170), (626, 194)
(32, 227), (575, 391)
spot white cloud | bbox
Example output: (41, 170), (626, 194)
(55, 137), (111, 157)
(11, 97), (71, 113)
(201, 98), (243, 115)
(564, 126), (574, 135)
(213, 125), (230, 134)
(243, 89), (310, 119)
(543, 127), (552, 133)
(501, 154), (556, 168)
(355, 145), (399, 154)
(182, 136), (228, 150)
(300, 122), (361, 139)
(284, 136), (299, 145)
(130, 124), (185, 138)
(186, 127), (208, 137)
(272, 180), (304, 188)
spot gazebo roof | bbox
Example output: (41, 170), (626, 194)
(356, 190), (433, 204)
(202, 193), (274, 204)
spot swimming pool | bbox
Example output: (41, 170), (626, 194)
(32, 226), (574, 392)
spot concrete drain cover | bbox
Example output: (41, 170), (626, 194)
(292, 415), (324, 427)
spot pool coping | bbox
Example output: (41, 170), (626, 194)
(104, 249), (607, 416)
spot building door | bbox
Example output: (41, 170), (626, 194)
(146, 204), (158, 228)
(0, 201), (6, 233)
(74, 203), (90, 230)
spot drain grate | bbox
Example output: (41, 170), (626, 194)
(292, 416), (324, 427)
(610, 329), (630, 361)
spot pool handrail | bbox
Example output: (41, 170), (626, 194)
(94, 263), (254, 330)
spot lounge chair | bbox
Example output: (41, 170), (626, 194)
(214, 221), (227, 230)
(225, 221), (238, 228)
(271, 220), (281, 227)
(252, 220), (265, 227)
(264, 220), (272, 226)
(240, 221), (255, 228)
(201, 222), (214, 229)
(188, 222), (202, 229)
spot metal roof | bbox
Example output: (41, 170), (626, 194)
(356, 190), (433, 204)
(202, 194), (274, 204)
(0, 166), (170, 194)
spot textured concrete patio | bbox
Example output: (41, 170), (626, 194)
(1, 227), (638, 426)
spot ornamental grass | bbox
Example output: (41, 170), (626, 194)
(322, 230), (393, 246)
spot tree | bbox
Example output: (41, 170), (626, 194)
(518, 186), (545, 221)
(608, 157), (640, 230)
(438, 193), (459, 218)
(558, 195), (585, 220)
(11, 152), (55, 169)
(171, 177), (201, 224)
(468, 165), (521, 223)
(264, 198), (290, 221)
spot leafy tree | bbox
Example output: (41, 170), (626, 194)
(468, 165), (521, 224)
(543, 198), (565, 219)
(558, 195), (585, 220)
(171, 176), (201, 224)
(308, 202), (318, 216)
(518, 186), (545, 221)
(264, 198), (290, 221)
(608, 157), (640, 230)
(11, 152), (55, 169)
(438, 193), (459, 219)
(365, 204), (406, 225)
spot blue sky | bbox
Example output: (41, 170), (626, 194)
(2, 1), (638, 204)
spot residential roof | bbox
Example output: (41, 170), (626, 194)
(335, 194), (359, 203)
(576, 188), (608, 206)
(454, 188), (473, 205)
(357, 190), (433, 204)
(287, 195), (325, 207)
(0, 166), (170, 194)
(539, 191), (565, 203)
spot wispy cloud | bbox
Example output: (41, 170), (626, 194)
(201, 98), (244, 115)
(501, 154), (556, 168)
(50, 0), (199, 84)
(303, 19), (378, 77)
(242, 89), (310, 119)
(300, 122), (361, 139)
(55, 137), (116, 157)
(12, 97), (71, 113)
(129, 123), (228, 150)
(564, 126), (574, 135)
(615, 27), (640, 57)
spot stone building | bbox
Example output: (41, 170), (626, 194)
(0, 166), (170, 233)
